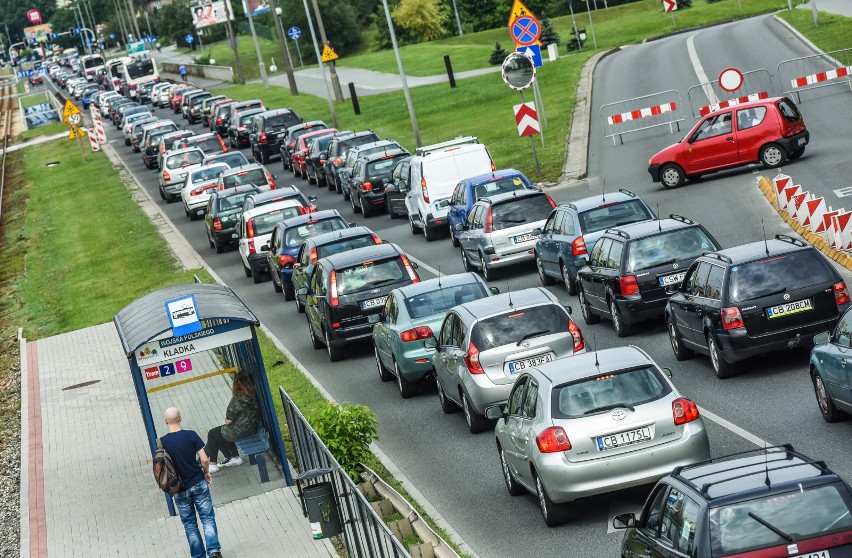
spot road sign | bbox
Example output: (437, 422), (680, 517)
(507, 0), (534, 26)
(288, 26), (301, 40)
(514, 102), (541, 137)
(27, 9), (42, 24)
(663, 0), (677, 12)
(68, 113), (81, 125)
(510, 15), (541, 47)
(321, 44), (339, 63)
(67, 125), (85, 139)
(501, 52), (536, 91)
(62, 99), (81, 125)
(718, 67), (743, 92)
(126, 41), (145, 55)
(185, 34), (194, 44)
(110, 33), (115, 40)
(516, 44), (543, 68)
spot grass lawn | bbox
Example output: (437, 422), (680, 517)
(181, 36), (298, 81)
(776, 8), (852, 52)
(18, 91), (52, 109)
(20, 122), (67, 141)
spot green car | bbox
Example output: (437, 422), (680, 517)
(372, 273), (497, 398)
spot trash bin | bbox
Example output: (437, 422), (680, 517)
(302, 481), (342, 539)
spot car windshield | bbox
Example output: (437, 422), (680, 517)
(311, 136), (334, 153)
(578, 200), (655, 234)
(250, 207), (303, 236)
(405, 282), (489, 320)
(336, 257), (407, 296)
(283, 218), (348, 247)
(491, 194), (553, 231)
(626, 227), (717, 272)
(473, 176), (531, 200)
(223, 169), (266, 189)
(709, 483), (852, 556)
(471, 304), (568, 351)
(729, 250), (836, 303)
(216, 192), (254, 213)
(551, 365), (671, 419)
(316, 235), (376, 259)
(125, 59), (154, 80)
(190, 165), (227, 184)
(167, 151), (204, 167)
(265, 113), (300, 130)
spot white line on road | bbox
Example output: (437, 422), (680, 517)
(833, 187), (852, 198)
(407, 254), (440, 277)
(698, 406), (769, 448)
(687, 32), (718, 106)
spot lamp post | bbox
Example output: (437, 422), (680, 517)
(450, 0), (463, 35)
(310, 0), (343, 102)
(582, 0), (598, 50)
(221, 0), (244, 84)
(380, 0), (421, 147)
(244, 5), (269, 89)
(269, 1), (298, 95)
(300, 0), (338, 128)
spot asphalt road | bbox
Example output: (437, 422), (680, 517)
(54, 15), (852, 556)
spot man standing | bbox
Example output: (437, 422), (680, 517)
(159, 407), (223, 558)
(179, 64), (188, 81)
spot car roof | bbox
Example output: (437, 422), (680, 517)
(703, 95), (787, 116)
(319, 242), (402, 268)
(360, 150), (410, 164)
(216, 184), (260, 197)
(247, 187), (301, 203)
(559, 189), (641, 212)
(350, 139), (400, 154)
(258, 108), (295, 118)
(243, 199), (302, 219)
(237, 108), (265, 119)
(221, 163), (264, 176)
(394, 272), (483, 299)
(455, 287), (554, 320)
(307, 226), (374, 247)
(288, 120), (326, 132)
(707, 237), (811, 264)
(463, 169), (528, 186)
(280, 209), (343, 229)
(300, 128), (338, 140)
(186, 132), (219, 140)
(418, 142), (486, 160)
(167, 147), (204, 157)
(476, 189), (545, 206)
(232, 100), (263, 109)
(606, 215), (697, 240)
(533, 345), (654, 385)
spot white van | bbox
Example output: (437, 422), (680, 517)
(403, 137), (494, 241)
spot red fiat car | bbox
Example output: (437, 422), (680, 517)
(648, 97), (809, 189)
(290, 128), (337, 179)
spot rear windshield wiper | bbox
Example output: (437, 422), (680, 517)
(747, 512), (793, 542)
(517, 330), (552, 346)
(583, 403), (636, 415)
(367, 278), (398, 288)
(754, 287), (787, 298)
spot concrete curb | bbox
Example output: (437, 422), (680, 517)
(17, 329), (28, 558)
(772, 13), (846, 67)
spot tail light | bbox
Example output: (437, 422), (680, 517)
(163, 170), (170, 181)
(265, 172), (276, 190)
(333, 157), (343, 166)
(834, 282), (850, 306)
(259, 131), (267, 143)
(672, 398), (700, 426)
(218, 136), (227, 151)
(536, 427), (572, 453)
(400, 255), (419, 283)
(464, 341), (484, 374)
(572, 236), (587, 256)
(483, 207), (494, 234)
(288, 141), (296, 149)
(400, 326), (434, 342)
(213, 217), (223, 230)
(720, 307), (744, 330)
(216, 117), (222, 124)
(619, 276), (639, 296)
(370, 233), (381, 245)
(277, 254), (296, 268)
(248, 239), (256, 254)
(421, 177), (429, 203)
(363, 181), (373, 192)
(490, 161), (496, 172)
(309, 247), (318, 264)
(246, 219), (255, 239)
(568, 319), (584, 352)
(330, 270), (339, 307)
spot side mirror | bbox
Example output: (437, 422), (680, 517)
(814, 331), (831, 345)
(423, 337), (438, 350)
(576, 256), (589, 267)
(662, 367), (673, 379)
(437, 199), (451, 208)
(297, 287), (309, 296)
(490, 286), (500, 295)
(320, 154), (326, 161)
(399, 181), (408, 192)
(484, 405), (507, 421)
(410, 261), (419, 269)
(531, 227), (543, 236)
(564, 305), (573, 315)
(308, 195), (318, 203)
(453, 223), (464, 232)
(612, 513), (636, 530)
(349, 222), (356, 227)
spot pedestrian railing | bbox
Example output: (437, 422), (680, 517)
(686, 68), (775, 118)
(778, 48), (852, 102)
(599, 89), (685, 145)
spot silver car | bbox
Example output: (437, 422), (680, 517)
(159, 147), (206, 203)
(456, 190), (555, 282)
(427, 287), (585, 434)
(486, 345), (711, 526)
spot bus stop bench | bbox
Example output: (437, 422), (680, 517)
(234, 425), (271, 483)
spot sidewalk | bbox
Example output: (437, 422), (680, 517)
(19, 322), (335, 558)
(796, 0), (852, 18)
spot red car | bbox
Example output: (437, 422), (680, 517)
(170, 87), (198, 113)
(291, 129), (338, 179)
(648, 96), (809, 189)
(28, 73), (44, 85)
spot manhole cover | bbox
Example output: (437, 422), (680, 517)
(44, 161), (60, 168)
(62, 379), (101, 391)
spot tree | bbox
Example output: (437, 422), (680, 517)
(1, 0), (57, 43)
(278, 0), (362, 57)
(488, 41), (508, 65)
(392, 0), (448, 42)
(150, 0), (194, 46)
(539, 14), (560, 47)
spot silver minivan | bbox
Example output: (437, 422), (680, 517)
(456, 190), (555, 282)
(427, 287), (585, 433)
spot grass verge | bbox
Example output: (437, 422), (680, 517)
(180, 36), (294, 81)
(19, 122), (67, 141)
(776, 8), (852, 52)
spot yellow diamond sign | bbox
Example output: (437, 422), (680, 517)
(321, 44), (339, 63)
(508, 0), (535, 27)
(62, 99), (81, 125)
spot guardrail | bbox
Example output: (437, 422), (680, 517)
(686, 68), (775, 118)
(599, 89), (685, 145)
(778, 48), (852, 102)
(160, 62), (234, 83)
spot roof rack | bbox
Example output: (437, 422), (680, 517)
(702, 252), (732, 264)
(605, 228), (630, 240)
(617, 188), (637, 197)
(415, 136), (479, 156)
(669, 214), (696, 225)
(775, 234), (807, 247)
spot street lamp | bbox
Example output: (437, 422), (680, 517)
(380, 0), (421, 147)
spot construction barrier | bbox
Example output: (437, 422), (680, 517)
(599, 90), (685, 145)
(698, 91), (769, 116)
(687, 68), (775, 118)
(778, 48), (852, 102)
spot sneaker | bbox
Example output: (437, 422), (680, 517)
(208, 551), (223, 558)
(223, 456), (243, 467)
(208, 463), (220, 473)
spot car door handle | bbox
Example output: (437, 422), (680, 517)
(725, 136), (734, 141)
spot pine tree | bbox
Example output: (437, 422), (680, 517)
(539, 15), (560, 47)
(489, 42), (509, 65)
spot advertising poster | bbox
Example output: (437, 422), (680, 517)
(190, 0), (235, 29)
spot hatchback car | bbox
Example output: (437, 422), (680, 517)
(181, 164), (229, 220)
(228, 100), (265, 138)
(323, 131), (381, 192)
(613, 445), (852, 557)
(156, 130), (196, 170)
(342, 140), (406, 201)
(241, 186), (316, 216)
(186, 91), (213, 123)
(490, 345), (710, 526)
(228, 108), (265, 149)
(141, 121), (179, 167)
(349, 151), (411, 217)
(280, 121), (328, 171)
(303, 243), (420, 362)
(159, 147), (206, 203)
(384, 156), (414, 219)
(374, 273), (495, 398)
(200, 95), (227, 127)
(238, 200), (306, 283)
(248, 109), (302, 164)
(457, 190), (556, 282)
(447, 170), (537, 243)
(123, 114), (156, 146)
(578, 216), (721, 337)
(204, 150), (249, 170)
(304, 130), (350, 186)
(810, 307), (852, 423)
(666, 235), (849, 378)
(204, 185), (262, 253)
(428, 287), (585, 433)
(216, 164), (277, 192)
(175, 132), (228, 156)
(291, 129), (338, 178)
(211, 100), (238, 136)
(649, 96), (809, 189)
(128, 117), (160, 151)
(535, 189), (656, 295)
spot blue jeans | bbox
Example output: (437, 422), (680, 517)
(174, 480), (220, 558)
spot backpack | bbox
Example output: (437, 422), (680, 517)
(153, 438), (183, 495)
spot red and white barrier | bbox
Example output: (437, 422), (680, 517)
(801, 197), (827, 230)
(837, 211), (852, 250)
(791, 66), (852, 89)
(607, 102), (676, 125)
(86, 128), (100, 152)
(699, 91), (769, 116)
(773, 173), (791, 198)
(790, 191), (810, 221)
(780, 184), (802, 212)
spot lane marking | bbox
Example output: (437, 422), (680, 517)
(407, 254), (440, 277)
(833, 186), (852, 198)
(687, 32), (718, 106)
(698, 405), (769, 448)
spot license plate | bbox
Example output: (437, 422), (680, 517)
(791, 551), (831, 558)
(512, 233), (539, 244)
(659, 272), (686, 287)
(361, 296), (386, 310)
(767, 298), (813, 319)
(798, 137), (807, 146)
(368, 314), (380, 324)
(434, 202), (444, 212)
(507, 352), (554, 374)
(597, 426), (653, 450)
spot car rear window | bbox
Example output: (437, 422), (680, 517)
(189, 137), (224, 154)
(238, 113), (256, 126)
(336, 257), (407, 296)
(250, 207), (303, 236)
(366, 157), (401, 176)
(191, 94), (211, 106)
(312, 136), (335, 152)
(167, 151), (204, 167)
(473, 176), (531, 201)
(190, 165), (227, 184)
(207, 152), (248, 168)
(491, 194), (553, 231)
(217, 192), (254, 212)
(283, 218), (348, 247)
(404, 282), (489, 320)
(776, 98), (802, 123)
(223, 169), (266, 189)
(551, 365), (671, 419)
(340, 134), (380, 153)
(578, 200), (654, 234)
(626, 227), (717, 272)
(729, 250), (836, 303)
(471, 304), (568, 351)
(709, 482), (852, 556)
(265, 113), (300, 130)
(315, 235), (377, 260)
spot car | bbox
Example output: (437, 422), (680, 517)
(122, 114), (156, 145)
(447, 169), (537, 248)
(118, 105), (152, 131)
(185, 91), (212, 123)
(80, 86), (100, 109)
(200, 95), (227, 127)
(428, 287), (586, 433)
(302, 242), (420, 362)
(534, 189), (656, 295)
(210, 100), (237, 136)
(322, 131), (381, 193)
(170, 86), (198, 113)
(280, 120), (327, 171)
(175, 132), (228, 156)
(150, 83), (171, 107)
(28, 73), (44, 85)
(203, 150), (249, 170)
(267, 210), (352, 302)
(159, 147), (206, 203)
(457, 190), (556, 282)
(810, 307), (852, 423)
(304, 130), (350, 187)
(490, 345), (710, 526)
(291, 129), (338, 178)
(238, 200), (306, 283)
(613, 445), (852, 557)
(204, 185), (262, 253)
(228, 107), (265, 149)
(227, 100), (265, 139)
(240, 186), (316, 216)
(141, 122), (180, 166)
(349, 151), (411, 217)
(290, 226), (381, 312)
(247, 109), (302, 164)
(181, 164), (229, 220)
(113, 102), (141, 127)
(341, 140), (405, 201)
(216, 163), (277, 192)
(128, 117), (159, 150)
(666, 235), (849, 378)
(577, 215), (720, 337)
(156, 130), (196, 170)
(136, 81), (156, 104)
(649, 96), (809, 189)
(373, 273), (496, 398)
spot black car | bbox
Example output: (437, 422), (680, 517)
(143, 126), (181, 169)
(305, 131), (349, 187)
(211, 101), (237, 136)
(137, 81), (155, 104)
(241, 186), (316, 216)
(349, 151), (411, 218)
(339, 140), (405, 201)
(613, 445), (852, 558)
(280, 120), (327, 171)
(113, 101), (139, 127)
(200, 95), (227, 127)
(302, 243), (420, 361)
(322, 131), (381, 193)
(248, 109), (302, 164)
(577, 215), (721, 337)
(384, 156), (413, 219)
(666, 235), (849, 378)
(228, 108), (265, 149)
(204, 185), (262, 253)
(186, 91), (213, 124)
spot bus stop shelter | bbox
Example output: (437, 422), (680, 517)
(114, 283), (292, 515)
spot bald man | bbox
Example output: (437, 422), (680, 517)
(159, 408), (223, 558)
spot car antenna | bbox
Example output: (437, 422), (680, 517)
(764, 441), (771, 488)
(657, 204), (662, 232)
(761, 219), (769, 256)
(594, 333), (600, 371)
(507, 282), (513, 308)
(601, 177), (606, 203)
(437, 265), (442, 288)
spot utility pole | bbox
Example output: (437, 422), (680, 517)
(381, 0), (421, 147)
(125, 0), (142, 42)
(301, 0), (338, 128)
(310, 0), (343, 102)
(451, 0), (463, 35)
(113, 0), (128, 44)
(269, 0), (298, 95)
(811, 0), (820, 27)
(244, 5), (269, 89)
(222, 0), (244, 84)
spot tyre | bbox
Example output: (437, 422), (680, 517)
(788, 146), (805, 160)
(667, 318), (693, 361)
(307, 168), (316, 185)
(409, 215), (421, 235)
(499, 445), (526, 496)
(708, 335), (736, 379)
(260, 150), (269, 165)
(388, 197), (398, 219)
(252, 268), (264, 284)
(342, 187), (350, 201)
(462, 391), (488, 434)
(437, 378), (458, 414)
(215, 242), (225, 254)
(610, 298), (632, 337)
(480, 253), (496, 282)
(760, 143), (787, 169)
(813, 369), (846, 423)
(272, 274), (283, 293)
(660, 163), (685, 189)
(424, 225), (438, 242)
(207, 233), (215, 249)
(362, 199), (374, 218)
(159, 184), (166, 200)
(396, 361), (416, 399)
(184, 206), (191, 218)
(537, 255), (555, 286)
(308, 320), (323, 350)
(578, 287), (600, 324)
(461, 248), (473, 272)
(561, 262), (577, 296)
(295, 293), (305, 313)
(450, 230), (459, 247)
(375, 344), (394, 382)
(283, 283), (295, 301)
(325, 329), (344, 362)
(351, 194), (362, 214)
(243, 262), (252, 278)
(536, 473), (570, 527)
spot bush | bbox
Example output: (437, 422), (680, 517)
(489, 42), (509, 65)
(540, 15), (560, 47)
(312, 402), (378, 480)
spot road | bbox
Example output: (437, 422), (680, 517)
(59, 14), (852, 557)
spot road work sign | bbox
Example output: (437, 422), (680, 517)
(62, 99), (81, 125)
(321, 44), (338, 63)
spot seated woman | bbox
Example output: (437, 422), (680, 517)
(205, 374), (261, 473)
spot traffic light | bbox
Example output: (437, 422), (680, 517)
(69, 27), (75, 36)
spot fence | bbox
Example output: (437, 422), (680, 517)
(778, 48), (852, 102)
(279, 387), (411, 558)
(686, 68), (775, 118)
(599, 89), (684, 145)
(160, 62), (234, 83)
(18, 90), (62, 131)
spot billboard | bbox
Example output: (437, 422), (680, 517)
(24, 23), (52, 43)
(242, 0), (270, 17)
(191, 0), (235, 29)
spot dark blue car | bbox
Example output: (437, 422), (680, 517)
(446, 169), (537, 247)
